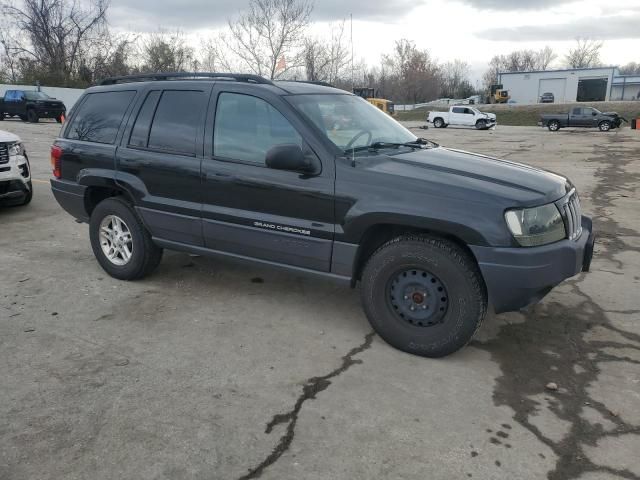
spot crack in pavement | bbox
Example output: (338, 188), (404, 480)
(238, 332), (376, 480)
(475, 133), (640, 479)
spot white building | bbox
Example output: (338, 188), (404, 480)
(498, 67), (640, 104)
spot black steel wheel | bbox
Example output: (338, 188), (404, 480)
(360, 234), (487, 358)
(387, 268), (449, 327)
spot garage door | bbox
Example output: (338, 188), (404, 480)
(538, 78), (566, 103)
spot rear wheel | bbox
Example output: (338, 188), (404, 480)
(26, 109), (38, 123)
(433, 117), (444, 128)
(599, 120), (611, 132)
(360, 235), (487, 358)
(548, 120), (560, 131)
(89, 198), (163, 280)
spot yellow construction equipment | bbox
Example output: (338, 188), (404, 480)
(353, 87), (395, 115)
(488, 84), (510, 104)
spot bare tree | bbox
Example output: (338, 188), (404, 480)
(535, 46), (557, 70)
(441, 60), (473, 98)
(302, 20), (350, 84)
(619, 62), (640, 75)
(223, 0), (312, 79)
(140, 30), (195, 73)
(565, 38), (603, 69)
(383, 39), (440, 104)
(0, 0), (109, 85)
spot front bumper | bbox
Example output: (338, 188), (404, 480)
(0, 153), (31, 202)
(470, 216), (595, 313)
(35, 106), (65, 118)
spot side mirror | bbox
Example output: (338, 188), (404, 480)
(592, 112), (597, 116)
(265, 144), (316, 173)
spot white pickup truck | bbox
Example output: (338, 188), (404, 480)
(427, 106), (496, 130)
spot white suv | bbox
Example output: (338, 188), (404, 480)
(0, 130), (32, 206)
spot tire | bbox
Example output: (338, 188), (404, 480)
(548, 120), (560, 131)
(26, 109), (39, 123)
(475, 119), (487, 130)
(89, 198), (163, 280)
(360, 235), (487, 358)
(433, 117), (444, 128)
(598, 120), (611, 132)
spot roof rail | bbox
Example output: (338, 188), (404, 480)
(98, 72), (274, 86)
(278, 80), (335, 88)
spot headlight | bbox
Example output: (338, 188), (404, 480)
(8, 142), (25, 156)
(505, 203), (566, 247)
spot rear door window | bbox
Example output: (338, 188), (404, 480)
(128, 91), (161, 148)
(66, 91), (135, 144)
(452, 107), (464, 114)
(147, 90), (206, 156)
(213, 92), (302, 165)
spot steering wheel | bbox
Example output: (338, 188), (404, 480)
(345, 130), (372, 150)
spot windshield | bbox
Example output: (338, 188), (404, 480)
(24, 91), (51, 100)
(287, 94), (416, 151)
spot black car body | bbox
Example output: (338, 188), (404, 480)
(0, 90), (66, 123)
(539, 92), (554, 103)
(50, 73), (595, 357)
(540, 106), (623, 131)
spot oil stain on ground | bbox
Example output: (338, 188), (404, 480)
(476, 134), (640, 479)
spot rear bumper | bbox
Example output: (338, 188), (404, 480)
(51, 179), (89, 222)
(470, 216), (595, 313)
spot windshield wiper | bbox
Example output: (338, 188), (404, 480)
(345, 138), (438, 154)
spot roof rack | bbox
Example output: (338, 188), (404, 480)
(278, 80), (335, 88)
(99, 72), (274, 86)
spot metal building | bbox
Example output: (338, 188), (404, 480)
(498, 67), (622, 104)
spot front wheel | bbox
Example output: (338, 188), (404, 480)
(476, 119), (487, 130)
(26, 109), (39, 123)
(360, 235), (487, 358)
(89, 198), (163, 280)
(548, 120), (560, 131)
(599, 120), (611, 132)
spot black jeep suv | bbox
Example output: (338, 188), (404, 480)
(51, 73), (595, 357)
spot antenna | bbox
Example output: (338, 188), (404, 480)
(350, 13), (354, 90)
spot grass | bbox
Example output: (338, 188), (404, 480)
(396, 101), (640, 126)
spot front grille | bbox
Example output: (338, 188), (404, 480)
(562, 190), (583, 241)
(0, 143), (9, 164)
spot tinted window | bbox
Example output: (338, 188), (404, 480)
(452, 107), (464, 114)
(148, 90), (205, 156)
(4, 90), (24, 102)
(66, 91), (135, 144)
(24, 91), (50, 100)
(214, 93), (302, 164)
(572, 108), (583, 115)
(129, 91), (160, 148)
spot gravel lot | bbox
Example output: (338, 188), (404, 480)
(1, 118), (639, 480)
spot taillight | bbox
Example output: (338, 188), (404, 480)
(50, 145), (62, 179)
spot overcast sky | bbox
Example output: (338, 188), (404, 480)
(109, 0), (640, 82)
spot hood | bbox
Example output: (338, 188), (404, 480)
(601, 111), (619, 117)
(367, 146), (569, 206)
(481, 112), (497, 120)
(0, 130), (21, 143)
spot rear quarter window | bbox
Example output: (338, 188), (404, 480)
(66, 91), (136, 144)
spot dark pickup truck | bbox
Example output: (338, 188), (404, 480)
(50, 72), (595, 358)
(0, 90), (66, 123)
(540, 106), (624, 132)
